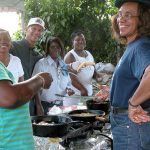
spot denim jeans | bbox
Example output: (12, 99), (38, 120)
(110, 108), (150, 150)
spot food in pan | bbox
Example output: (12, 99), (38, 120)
(70, 112), (97, 117)
(33, 121), (55, 126)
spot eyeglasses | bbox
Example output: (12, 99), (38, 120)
(116, 12), (139, 20)
(50, 45), (60, 49)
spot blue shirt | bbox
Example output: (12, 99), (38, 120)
(110, 37), (150, 108)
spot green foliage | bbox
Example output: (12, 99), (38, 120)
(35, 29), (52, 54)
(24, 0), (119, 64)
(12, 30), (23, 41)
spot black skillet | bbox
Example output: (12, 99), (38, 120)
(68, 109), (105, 123)
(31, 115), (73, 137)
(31, 115), (86, 137)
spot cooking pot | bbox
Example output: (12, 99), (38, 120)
(31, 115), (85, 137)
(86, 99), (110, 113)
(31, 115), (73, 137)
(68, 109), (105, 123)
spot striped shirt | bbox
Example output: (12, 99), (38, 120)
(0, 62), (35, 150)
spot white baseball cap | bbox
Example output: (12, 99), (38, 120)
(27, 17), (45, 29)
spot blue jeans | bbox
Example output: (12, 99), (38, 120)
(110, 108), (150, 150)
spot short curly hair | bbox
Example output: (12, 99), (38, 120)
(111, 3), (150, 45)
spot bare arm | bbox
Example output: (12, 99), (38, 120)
(128, 65), (150, 123)
(0, 73), (52, 109)
(129, 65), (150, 105)
(35, 93), (44, 116)
(69, 74), (88, 96)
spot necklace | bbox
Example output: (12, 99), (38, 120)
(74, 49), (88, 58)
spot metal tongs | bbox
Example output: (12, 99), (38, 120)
(55, 94), (99, 101)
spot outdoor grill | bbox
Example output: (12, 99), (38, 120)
(60, 120), (113, 150)
(33, 116), (113, 150)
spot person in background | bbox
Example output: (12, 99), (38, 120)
(0, 61), (52, 149)
(110, 0), (150, 149)
(10, 17), (44, 80)
(32, 37), (74, 115)
(10, 17), (45, 115)
(64, 30), (100, 105)
(0, 29), (24, 82)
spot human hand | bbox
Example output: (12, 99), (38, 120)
(66, 88), (75, 96)
(37, 72), (53, 89)
(128, 105), (150, 123)
(95, 72), (103, 82)
(68, 61), (81, 72)
(80, 88), (88, 96)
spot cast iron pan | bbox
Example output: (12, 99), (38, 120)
(31, 115), (72, 137)
(31, 115), (86, 137)
(68, 109), (105, 123)
(86, 99), (110, 113)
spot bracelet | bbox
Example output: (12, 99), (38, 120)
(37, 75), (45, 89)
(128, 100), (139, 108)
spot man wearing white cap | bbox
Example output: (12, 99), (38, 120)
(10, 17), (45, 115)
(11, 17), (45, 80)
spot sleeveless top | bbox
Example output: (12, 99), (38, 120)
(70, 49), (95, 96)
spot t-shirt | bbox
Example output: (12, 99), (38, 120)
(7, 54), (24, 82)
(110, 37), (150, 108)
(0, 62), (34, 150)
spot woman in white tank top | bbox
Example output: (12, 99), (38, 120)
(64, 30), (98, 106)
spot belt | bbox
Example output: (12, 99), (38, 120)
(111, 106), (128, 114)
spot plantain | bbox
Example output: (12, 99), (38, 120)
(77, 61), (95, 72)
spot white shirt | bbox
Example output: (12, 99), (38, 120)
(32, 56), (72, 103)
(63, 49), (95, 106)
(66, 49), (95, 96)
(7, 54), (24, 82)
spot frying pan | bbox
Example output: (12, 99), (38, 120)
(68, 109), (105, 123)
(31, 115), (86, 137)
(86, 99), (110, 113)
(31, 115), (72, 137)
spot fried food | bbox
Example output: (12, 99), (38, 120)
(77, 62), (95, 72)
(70, 112), (97, 117)
(33, 121), (55, 126)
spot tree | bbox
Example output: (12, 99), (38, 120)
(24, 0), (120, 64)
